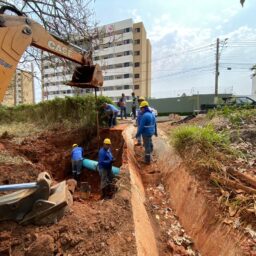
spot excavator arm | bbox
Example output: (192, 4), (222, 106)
(0, 8), (103, 102)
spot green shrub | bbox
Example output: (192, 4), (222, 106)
(0, 95), (113, 128)
(207, 107), (256, 126)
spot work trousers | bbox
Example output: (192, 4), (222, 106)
(132, 106), (136, 119)
(108, 112), (117, 127)
(99, 167), (115, 198)
(99, 167), (114, 190)
(120, 106), (127, 119)
(142, 135), (153, 163)
(72, 159), (83, 177)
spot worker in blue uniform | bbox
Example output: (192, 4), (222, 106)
(135, 96), (145, 145)
(103, 103), (119, 128)
(136, 101), (157, 164)
(98, 138), (116, 198)
(71, 144), (84, 180)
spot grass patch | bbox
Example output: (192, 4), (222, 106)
(170, 125), (232, 171)
(171, 125), (229, 153)
(0, 150), (31, 165)
(0, 122), (43, 138)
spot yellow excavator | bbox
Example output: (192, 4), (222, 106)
(0, 5), (103, 102)
(0, 5), (103, 224)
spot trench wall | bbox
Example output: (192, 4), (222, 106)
(153, 134), (245, 256)
(124, 126), (159, 256)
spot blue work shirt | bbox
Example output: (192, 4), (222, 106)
(71, 147), (84, 161)
(136, 108), (156, 137)
(137, 107), (156, 126)
(98, 147), (113, 169)
(137, 109), (143, 126)
(105, 104), (119, 113)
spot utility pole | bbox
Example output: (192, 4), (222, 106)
(214, 38), (220, 104)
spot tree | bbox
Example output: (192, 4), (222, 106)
(0, 0), (105, 99)
(240, 0), (245, 6)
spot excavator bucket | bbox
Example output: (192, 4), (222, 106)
(0, 172), (75, 225)
(67, 63), (103, 88)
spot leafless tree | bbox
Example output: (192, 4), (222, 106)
(0, 0), (109, 99)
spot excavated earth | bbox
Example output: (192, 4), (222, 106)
(0, 121), (255, 255)
(0, 125), (137, 256)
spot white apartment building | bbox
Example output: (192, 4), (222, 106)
(42, 19), (151, 101)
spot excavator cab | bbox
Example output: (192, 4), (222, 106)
(67, 63), (103, 88)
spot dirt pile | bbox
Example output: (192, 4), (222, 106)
(0, 125), (137, 256)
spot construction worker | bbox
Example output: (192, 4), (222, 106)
(103, 103), (119, 128)
(135, 96), (145, 145)
(98, 138), (115, 199)
(71, 144), (84, 180)
(131, 92), (137, 119)
(136, 101), (156, 164)
(118, 93), (127, 119)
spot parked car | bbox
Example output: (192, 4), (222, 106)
(201, 96), (256, 112)
(223, 96), (256, 106)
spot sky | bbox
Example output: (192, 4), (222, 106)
(93, 0), (256, 98)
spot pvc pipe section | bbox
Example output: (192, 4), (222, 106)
(0, 182), (38, 191)
(82, 158), (120, 175)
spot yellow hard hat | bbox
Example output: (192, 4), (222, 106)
(103, 138), (111, 145)
(140, 100), (149, 108)
(72, 144), (78, 148)
(138, 96), (145, 101)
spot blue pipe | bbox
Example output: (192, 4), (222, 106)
(0, 182), (38, 191)
(82, 158), (120, 175)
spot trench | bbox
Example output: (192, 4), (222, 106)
(76, 125), (125, 199)
(1, 123), (248, 255)
(123, 125), (247, 256)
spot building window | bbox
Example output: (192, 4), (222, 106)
(134, 62), (140, 67)
(116, 41), (123, 46)
(124, 62), (130, 67)
(124, 85), (130, 90)
(134, 51), (140, 56)
(134, 39), (140, 44)
(124, 51), (131, 56)
(116, 52), (123, 57)
(124, 74), (130, 78)
(115, 63), (123, 68)
(134, 74), (140, 78)
(135, 28), (140, 33)
(124, 27), (131, 33)
(124, 39), (131, 44)
(134, 84), (140, 90)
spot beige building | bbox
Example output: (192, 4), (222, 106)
(133, 22), (151, 98)
(42, 19), (152, 101)
(2, 69), (35, 106)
